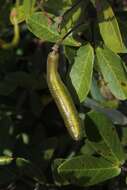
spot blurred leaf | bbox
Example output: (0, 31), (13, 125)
(0, 72), (46, 96)
(64, 46), (77, 64)
(80, 139), (95, 155)
(43, 0), (76, 16)
(0, 156), (13, 166)
(0, 165), (17, 185)
(58, 155), (121, 186)
(27, 137), (58, 172)
(16, 157), (46, 183)
(10, 6), (25, 24)
(52, 158), (69, 186)
(29, 91), (43, 117)
(0, 1), (12, 30)
(0, 78), (17, 96)
(70, 43), (94, 102)
(42, 137), (58, 162)
(96, 46), (127, 100)
(121, 127), (127, 146)
(0, 117), (15, 156)
(84, 98), (127, 125)
(23, 0), (36, 19)
(27, 12), (80, 46)
(85, 111), (125, 164)
(90, 77), (105, 102)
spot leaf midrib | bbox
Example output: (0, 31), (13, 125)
(27, 14), (59, 38)
(59, 166), (119, 172)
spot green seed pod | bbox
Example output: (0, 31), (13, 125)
(47, 50), (82, 141)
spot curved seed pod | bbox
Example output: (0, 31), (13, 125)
(2, 8), (20, 49)
(47, 50), (82, 141)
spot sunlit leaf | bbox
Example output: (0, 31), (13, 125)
(96, 0), (126, 53)
(70, 43), (94, 102)
(27, 12), (80, 46)
(96, 46), (127, 100)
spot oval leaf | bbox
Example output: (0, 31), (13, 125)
(70, 43), (94, 102)
(96, 0), (125, 53)
(96, 46), (127, 100)
(27, 12), (80, 46)
(85, 111), (125, 164)
(58, 155), (121, 186)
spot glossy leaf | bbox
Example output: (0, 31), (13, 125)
(27, 12), (80, 46)
(85, 111), (125, 164)
(96, 46), (127, 100)
(70, 43), (94, 102)
(58, 155), (121, 186)
(96, 0), (125, 53)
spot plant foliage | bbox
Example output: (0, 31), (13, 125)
(0, 0), (127, 189)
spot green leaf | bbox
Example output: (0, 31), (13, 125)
(43, 0), (76, 16)
(41, 137), (58, 163)
(96, 46), (127, 100)
(90, 77), (105, 102)
(96, 0), (125, 53)
(80, 139), (95, 155)
(58, 155), (121, 186)
(64, 46), (77, 65)
(60, 0), (86, 35)
(23, 0), (36, 19)
(84, 98), (127, 125)
(121, 127), (127, 146)
(27, 12), (80, 46)
(85, 111), (125, 164)
(52, 159), (69, 186)
(10, 6), (25, 24)
(70, 43), (94, 102)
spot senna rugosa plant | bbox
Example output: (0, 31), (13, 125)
(0, 0), (127, 189)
